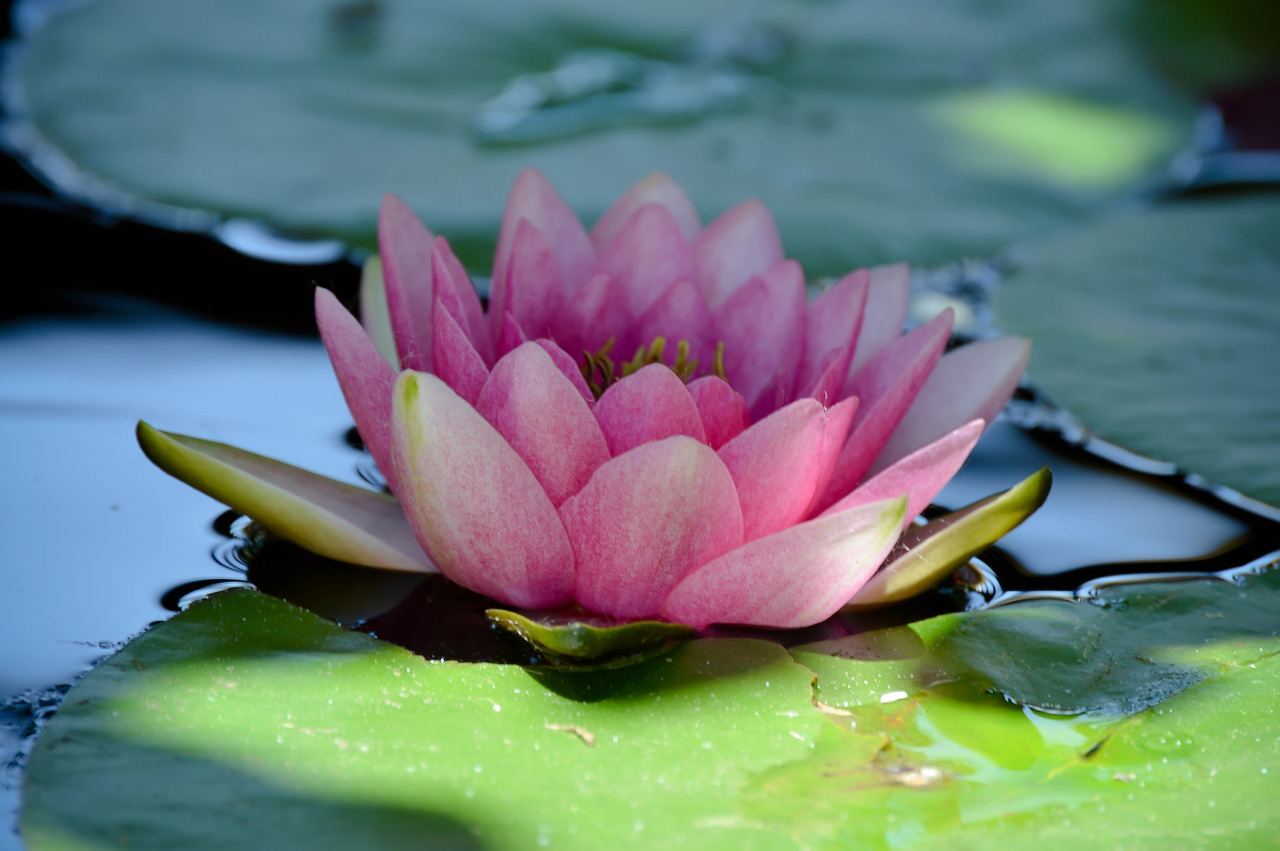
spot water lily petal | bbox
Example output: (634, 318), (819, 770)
(491, 168), (592, 342)
(849, 467), (1051, 609)
(476, 343), (610, 507)
(357, 256), (398, 367)
(431, 236), (491, 365)
(661, 496), (907, 628)
(496, 310), (528, 359)
(634, 279), (717, 369)
(821, 419), (983, 525)
(377, 193), (435, 371)
(869, 337), (1031, 475)
(594, 364), (707, 456)
(534, 339), (596, 405)
(431, 300), (490, 406)
(799, 269), (868, 397)
(591, 172), (700, 249)
(392, 371), (574, 609)
(562, 436), (743, 619)
(687, 376), (748, 450)
(805, 395), (859, 514)
(315, 287), (399, 490)
(497, 219), (567, 341)
(694, 199), (784, 307)
(847, 262), (910, 379)
(136, 422), (432, 572)
(816, 309), (954, 511)
(714, 259), (806, 413)
(549, 272), (635, 365)
(598, 203), (696, 317)
(718, 399), (828, 542)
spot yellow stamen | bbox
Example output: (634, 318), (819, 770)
(579, 336), (728, 399)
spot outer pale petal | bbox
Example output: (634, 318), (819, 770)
(357, 256), (398, 367)
(714, 259), (806, 413)
(694, 200), (784, 307)
(846, 262), (910, 380)
(815, 310), (954, 512)
(598, 204), (696, 317)
(431, 236), (491, 364)
(378, 194), (435, 372)
(491, 168), (593, 340)
(869, 337), (1030, 475)
(594, 364), (707, 456)
(475, 343), (610, 507)
(799, 269), (868, 398)
(688, 376), (748, 450)
(432, 302), (490, 406)
(821, 419), (983, 526)
(315, 287), (399, 491)
(661, 496), (907, 628)
(591, 173), (700, 248)
(561, 436), (743, 619)
(718, 399), (828, 542)
(392, 371), (574, 609)
(137, 422), (432, 572)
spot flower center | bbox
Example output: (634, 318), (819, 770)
(580, 337), (726, 399)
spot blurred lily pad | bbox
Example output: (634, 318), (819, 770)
(23, 565), (1280, 848)
(997, 195), (1280, 506)
(9, 0), (1195, 271)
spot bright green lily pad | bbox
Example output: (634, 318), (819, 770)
(997, 195), (1280, 507)
(23, 566), (1280, 848)
(12, 0), (1194, 271)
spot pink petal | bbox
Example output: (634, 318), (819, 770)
(432, 301), (490, 406)
(391, 371), (574, 609)
(495, 219), (566, 341)
(597, 203), (696, 317)
(821, 419), (983, 525)
(805, 395), (859, 515)
(549, 272), (636, 364)
(315, 288), (399, 492)
(633, 279), (717, 370)
(661, 496), (907, 628)
(869, 337), (1030, 475)
(717, 399), (828, 542)
(561, 436), (743, 619)
(800, 347), (850, 407)
(476, 343), (610, 507)
(694, 199), (784, 307)
(713, 259), (806, 412)
(591, 173), (700, 249)
(431, 236), (491, 365)
(534, 339), (596, 405)
(377, 194), (435, 372)
(798, 269), (868, 398)
(593, 364), (707, 456)
(495, 311), (528, 360)
(815, 310), (954, 512)
(847, 263), (910, 380)
(357, 256), (398, 367)
(688, 376), (748, 450)
(490, 168), (593, 341)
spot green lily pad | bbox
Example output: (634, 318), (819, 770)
(486, 608), (695, 669)
(23, 565), (1280, 848)
(996, 195), (1280, 507)
(12, 0), (1194, 271)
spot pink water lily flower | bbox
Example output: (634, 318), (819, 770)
(304, 169), (1031, 629)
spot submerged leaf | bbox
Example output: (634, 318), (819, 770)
(136, 422), (433, 573)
